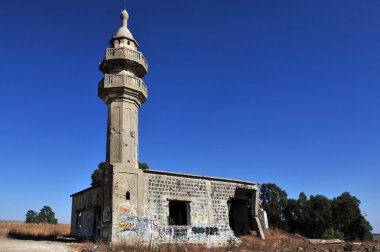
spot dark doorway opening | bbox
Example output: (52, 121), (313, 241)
(168, 200), (190, 225)
(93, 207), (101, 238)
(228, 198), (252, 236)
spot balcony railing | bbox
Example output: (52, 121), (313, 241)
(103, 74), (147, 95)
(105, 48), (148, 71)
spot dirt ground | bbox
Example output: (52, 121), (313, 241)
(1, 231), (379, 252)
(0, 237), (71, 252)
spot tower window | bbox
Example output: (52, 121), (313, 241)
(126, 191), (130, 200)
(168, 200), (190, 226)
(127, 41), (131, 45)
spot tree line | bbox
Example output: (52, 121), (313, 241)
(260, 183), (373, 241)
(25, 206), (58, 224)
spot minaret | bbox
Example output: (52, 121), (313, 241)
(98, 8), (148, 240)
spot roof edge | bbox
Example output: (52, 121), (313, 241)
(143, 169), (259, 186)
(70, 185), (101, 197)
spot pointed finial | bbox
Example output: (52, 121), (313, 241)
(114, 6), (136, 43)
(120, 8), (129, 28)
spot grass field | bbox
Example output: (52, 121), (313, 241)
(0, 221), (70, 240)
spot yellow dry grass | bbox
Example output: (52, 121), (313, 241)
(0, 221), (70, 240)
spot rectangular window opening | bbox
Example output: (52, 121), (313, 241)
(168, 200), (190, 226)
(76, 211), (82, 229)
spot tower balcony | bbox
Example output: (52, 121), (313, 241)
(99, 48), (148, 78)
(98, 74), (148, 104)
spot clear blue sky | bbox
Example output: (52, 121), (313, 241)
(0, 0), (379, 232)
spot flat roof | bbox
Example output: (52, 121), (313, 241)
(70, 186), (101, 197)
(143, 169), (258, 186)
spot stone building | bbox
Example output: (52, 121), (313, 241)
(70, 8), (265, 245)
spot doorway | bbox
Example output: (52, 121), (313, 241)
(228, 198), (251, 236)
(93, 207), (101, 238)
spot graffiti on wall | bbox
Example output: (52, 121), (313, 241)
(114, 202), (160, 238)
(113, 202), (226, 241)
(192, 226), (219, 235)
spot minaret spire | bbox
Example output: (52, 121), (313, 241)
(120, 9), (129, 27)
(112, 7), (137, 47)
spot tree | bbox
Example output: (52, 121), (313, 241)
(91, 161), (149, 186)
(25, 206), (58, 224)
(260, 183), (288, 230)
(139, 162), (149, 170)
(283, 198), (299, 232)
(260, 185), (373, 241)
(323, 227), (344, 240)
(91, 162), (107, 187)
(306, 195), (332, 238)
(25, 210), (38, 223)
(332, 192), (372, 241)
(38, 206), (58, 224)
(350, 215), (373, 241)
(295, 192), (309, 235)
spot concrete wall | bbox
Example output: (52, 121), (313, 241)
(111, 171), (259, 245)
(71, 186), (103, 239)
(71, 171), (260, 245)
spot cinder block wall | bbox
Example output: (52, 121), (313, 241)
(112, 172), (258, 245)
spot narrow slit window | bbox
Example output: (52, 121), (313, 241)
(76, 211), (82, 229)
(126, 191), (130, 200)
(168, 200), (190, 226)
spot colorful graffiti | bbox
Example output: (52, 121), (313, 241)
(114, 203), (160, 239)
(113, 202), (227, 242)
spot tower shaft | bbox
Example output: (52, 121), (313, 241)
(98, 8), (148, 241)
(106, 100), (139, 168)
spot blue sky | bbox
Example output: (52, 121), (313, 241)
(0, 0), (379, 232)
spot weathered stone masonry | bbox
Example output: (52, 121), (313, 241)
(70, 7), (265, 245)
(142, 171), (260, 244)
(71, 169), (260, 244)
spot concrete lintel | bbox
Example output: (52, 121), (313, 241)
(167, 195), (192, 202)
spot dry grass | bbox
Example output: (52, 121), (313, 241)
(71, 241), (228, 252)
(239, 229), (310, 251)
(70, 241), (107, 252)
(110, 242), (227, 252)
(71, 229), (379, 252)
(0, 221), (70, 240)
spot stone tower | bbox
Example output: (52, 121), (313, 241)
(98, 8), (148, 240)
